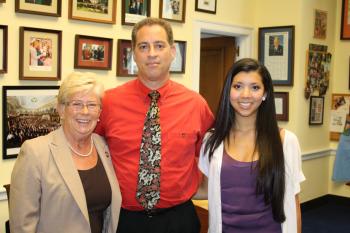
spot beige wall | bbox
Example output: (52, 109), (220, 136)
(0, 0), (349, 232)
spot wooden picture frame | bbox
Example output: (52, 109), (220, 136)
(314, 9), (327, 39)
(341, 0), (350, 39)
(0, 25), (8, 74)
(122, 0), (150, 26)
(69, 0), (116, 24)
(309, 96), (324, 125)
(258, 25), (295, 86)
(74, 35), (113, 70)
(349, 57), (350, 90)
(15, 0), (61, 17)
(2, 86), (60, 159)
(0, 0), (6, 3)
(274, 92), (289, 121)
(159, 0), (186, 23)
(170, 40), (186, 73)
(116, 39), (138, 77)
(195, 0), (216, 14)
(19, 27), (62, 81)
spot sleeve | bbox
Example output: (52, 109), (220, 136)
(195, 97), (214, 158)
(10, 140), (42, 233)
(198, 133), (211, 177)
(284, 131), (306, 194)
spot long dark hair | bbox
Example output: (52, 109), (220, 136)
(204, 58), (286, 223)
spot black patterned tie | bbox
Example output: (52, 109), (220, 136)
(136, 90), (161, 210)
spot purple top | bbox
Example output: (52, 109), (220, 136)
(220, 151), (281, 233)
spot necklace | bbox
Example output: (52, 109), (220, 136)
(68, 136), (94, 157)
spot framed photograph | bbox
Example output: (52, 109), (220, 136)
(309, 96), (324, 125)
(170, 40), (186, 73)
(15, 0), (62, 17)
(74, 35), (113, 70)
(122, 0), (150, 26)
(159, 0), (186, 23)
(117, 39), (138, 77)
(341, 0), (350, 39)
(2, 86), (61, 159)
(69, 0), (116, 24)
(314, 9), (327, 39)
(274, 92), (289, 121)
(258, 25), (295, 86)
(195, 0), (216, 14)
(19, 27), (62, 81)
(0, 25), (8, 74)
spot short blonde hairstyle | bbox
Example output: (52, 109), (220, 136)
(57, 72), (104, 105)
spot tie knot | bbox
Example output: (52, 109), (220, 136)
(148, 91), (160, 101)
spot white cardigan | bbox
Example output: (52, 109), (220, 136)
(198, 129), (305, 233)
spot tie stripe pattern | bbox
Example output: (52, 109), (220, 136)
(136, 90), (161, 210)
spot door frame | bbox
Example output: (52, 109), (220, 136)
(192, 20), (254, 92)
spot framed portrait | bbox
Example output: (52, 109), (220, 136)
(314, 9), (327, 39)
(122, 0), (150, 26)
(116, 39), (138, 77)
(74, 35), (113, 70)
(258, 25), (295, 86)
(159, 0), (186, 23)
(170, 40), (186, 73)
(15, 0), (61, 17)
(195, 0), (216, 14)
(0, 25), (8, 74)
(2, 86), (61, 159)
(274, 92), (289, 121)
(309, 96), (324, 125)
(341, 0), (350, 39)
(19, 27), (62, 81)
(69, 0), (116, 24)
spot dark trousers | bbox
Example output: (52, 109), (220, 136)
(116, 200), (200, 233)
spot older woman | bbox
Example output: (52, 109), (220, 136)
(10, 72), (121, 233)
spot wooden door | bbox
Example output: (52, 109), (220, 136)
(199, 37), (236, 115)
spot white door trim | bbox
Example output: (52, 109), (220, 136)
(192, 20), (254, 92)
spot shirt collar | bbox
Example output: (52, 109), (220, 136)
(135, 78), (171, 104)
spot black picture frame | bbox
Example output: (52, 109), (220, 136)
(2, 86), (61, 159)
(74, 34), (113, 70)
(159, 0), (186, 23)
(258, 25), (295, 86)
(274, 92), (289, 121)
(15, 0), (62, 17)
(309, 96), (324, 125)
(122, 0), (151, 26)
(195, 0), (216, 14)
(170, 40), (186, 73)
(0, 25), (8, 74)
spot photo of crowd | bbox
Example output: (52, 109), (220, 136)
(5, 94), (60, 150)
(76, 0), (109, 14)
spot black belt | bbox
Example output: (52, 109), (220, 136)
(123, 200), (192, 218)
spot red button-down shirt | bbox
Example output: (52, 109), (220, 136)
(95, 79), (214, 210)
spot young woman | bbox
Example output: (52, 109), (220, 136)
(198, 58), (305, 233)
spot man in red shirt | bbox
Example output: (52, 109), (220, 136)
(95, 17), (213, 233)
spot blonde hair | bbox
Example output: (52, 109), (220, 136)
(57, 72), (104, 105)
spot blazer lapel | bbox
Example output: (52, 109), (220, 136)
(49, 127), (90, 223)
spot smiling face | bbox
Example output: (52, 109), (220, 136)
(58, 91), (101, 141)
(230, 71), (266, 120)
(133, 24), (176, 86)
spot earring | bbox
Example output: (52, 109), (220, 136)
(262, 96), (266, 101)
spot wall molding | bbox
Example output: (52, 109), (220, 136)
(0, 148), (337, 201)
